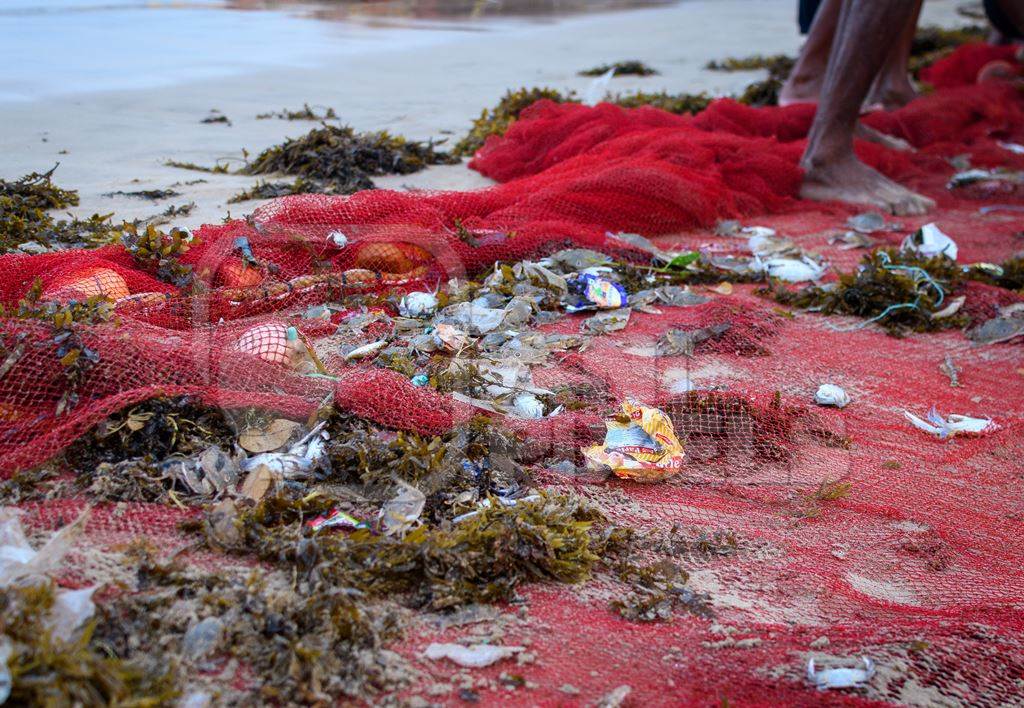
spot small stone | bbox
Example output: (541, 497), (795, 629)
(559, 684), (581, 695)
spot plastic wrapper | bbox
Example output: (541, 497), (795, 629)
(564, 273), (628, 313)
(582, 400), (685, 482)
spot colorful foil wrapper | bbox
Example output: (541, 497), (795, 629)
(307, 508), (369, 532)
(565, 273), (628, 313)
(583, 400), (685, 482)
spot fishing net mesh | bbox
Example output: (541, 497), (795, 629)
(4, 52), (1024, 704)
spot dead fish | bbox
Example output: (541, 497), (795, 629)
(939, 354), (960, 387)
(656, 323), (730, 357)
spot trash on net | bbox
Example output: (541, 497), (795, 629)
(582, 400), (685, 482)
(807, 657), (875, 690)
(901, 223), (958, 260)
(904, 407), (997, 438)
(814, 384), (850, 408)
(423, 642), (524, 667)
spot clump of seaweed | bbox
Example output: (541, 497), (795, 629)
(257, 103), (339, 121)
(63, 396), (238, 477)
(102, 188), (180, 201)
(611, 560), (712, 622)
(1, 582), (179, 705)
(120, 222), (196, 287)
(228, 176), (368, 204)
(241, 125), (455, 194)
(204, 491), (606, 610)
(164, 159), (231, 174)
(611, 90), (713, 115)
(579, 60), (658, 77)
(0, 167), (120, 252)
(453, 87), (577, 157)
(95, 542), (405, 702)
(706, 54), (795, 75)
(761, 248), (965, 334)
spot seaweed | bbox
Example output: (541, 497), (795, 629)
(257, 103), (339, 121)
(241, 124), (455, 194)
(164, 159), (231, 174)
(103, 188), (181, 200)
(121, 222), (197, 287)
(579, 60), (658, 77)
(203, 491), (605, 610)
(63, 396), (238, 477)
(453, 87), (577, 157)
(611, 560), (712, 622)
(761, 248), (966, 334)
(228, 176), (366, 203)
(200, 109), (231, 125)
(611, 90), (713, 115)
(1, 583), (178, 705)
(706, 54), (795, 75)
(0, 167), (120, 252)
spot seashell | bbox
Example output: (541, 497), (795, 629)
(761, 256), (827, 282)
(44, 267), (130, 301)
(814, 384), (850, 408)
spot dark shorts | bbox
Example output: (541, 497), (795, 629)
(799, 0), (1022, 39)
(985, 0), (1024, 39)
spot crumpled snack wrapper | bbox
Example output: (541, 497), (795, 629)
(583, 400), (685, 482)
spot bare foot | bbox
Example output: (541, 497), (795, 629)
(779, 73), (822, 107)
(800, 153), (935, 215)
(855, 123), (914, 152)
(864, 76), (918, 111)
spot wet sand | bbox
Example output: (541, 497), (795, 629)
(0, 0), (970, 230)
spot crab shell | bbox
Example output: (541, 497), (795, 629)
(217, 258), (266, 288)
(234, 323), (312, 367)
(44, 267), (131, 302)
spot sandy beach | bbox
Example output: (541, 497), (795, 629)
(1, 0), (969, 229)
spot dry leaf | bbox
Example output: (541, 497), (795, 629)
(239, 418), (301, 453)
(239, 466), (279, 502)
(711, 282), (733, 295)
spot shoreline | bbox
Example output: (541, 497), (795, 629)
(1, 0), (970, 231)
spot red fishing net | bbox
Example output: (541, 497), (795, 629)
(4, 50), (1024, 705)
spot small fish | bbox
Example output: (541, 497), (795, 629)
(939, 354), (960, 387)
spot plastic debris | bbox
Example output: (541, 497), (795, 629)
(583, 400), (685, 482)
(807, 657), (875, 690)
(512, 392), (545, 419)
(327, 230), (348, 248)
(379, 480), (426, 536)
(46, 586), (97, 643)
(307, 508), (369, 533)
(902, 223), (958, 260)
(411, 373), (429, 386)
(904, 407), (998, 439)
(0, 507), (88, 585)
(399, 290), (438, 318)
(583, 67), (616, 106)
(814, 384), (850, 408)
(998, 141), (1024, 154)
(423, 642), (524, 667)
(564, 272), (628, 312)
